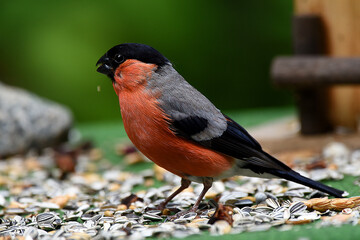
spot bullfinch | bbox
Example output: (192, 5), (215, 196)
(96, 43), (346, 216)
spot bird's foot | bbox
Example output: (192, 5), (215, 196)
(156, 201), (167, 211)
(166, 207), (198, 221)
(146, 202), (179, 217)
(145, 200), (167, 211)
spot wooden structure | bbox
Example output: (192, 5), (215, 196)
(271, 0), (360, 134)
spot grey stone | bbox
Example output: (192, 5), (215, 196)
(0, 82), (72, 156)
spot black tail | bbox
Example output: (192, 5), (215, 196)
(270, 169), (346, 198)
(255, 151), (347, 198)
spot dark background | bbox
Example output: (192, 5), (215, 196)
(0, 0), (294, 123)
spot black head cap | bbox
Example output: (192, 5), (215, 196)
(96, 43), (170, 80)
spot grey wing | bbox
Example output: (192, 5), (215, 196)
(152, 66), (227, 142)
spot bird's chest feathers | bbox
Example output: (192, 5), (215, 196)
(115, 67), (173, 159)
(114, 60), (171, 152)
(119, 88), (169, 145)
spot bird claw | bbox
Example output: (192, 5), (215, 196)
(157, 201), (167, 211)
(166, 208), (198, 221)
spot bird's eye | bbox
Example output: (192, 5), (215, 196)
(114, 54), (125, 64)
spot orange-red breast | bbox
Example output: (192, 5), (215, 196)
(96, 43), (346, 216)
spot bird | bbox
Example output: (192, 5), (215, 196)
(96, 43), (346, 216)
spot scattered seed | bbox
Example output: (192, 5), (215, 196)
(0, 141), (359, 238)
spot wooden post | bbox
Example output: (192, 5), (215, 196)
(292, 15), (332, 134)
(294, 0), (360, 130)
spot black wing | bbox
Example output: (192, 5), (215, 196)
(221, 115), (262, 150)
(170, 116), (208, 138)
(169, 114), (291, 172)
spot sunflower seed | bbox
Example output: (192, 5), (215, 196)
(23, 227), (38, 239)
(234, 199), (253, 208)
(254, 192), (267, 204)
(266, 198), (280, 209)
(289, 202), (307, 214)
(143, 213), (163, 221)
(36, 212), (61, 230)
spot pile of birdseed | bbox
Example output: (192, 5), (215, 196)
(0, 141), (360, 239)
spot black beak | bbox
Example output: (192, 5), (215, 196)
(96, 54), (114, 79)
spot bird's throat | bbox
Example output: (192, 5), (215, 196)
(113, 60), (157, 93)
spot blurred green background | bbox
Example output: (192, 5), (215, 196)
(0, 0), (294, 123)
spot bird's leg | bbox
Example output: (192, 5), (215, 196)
(189, 177), (213, 212)
(170, 177), (213, 219)
(158, 178), (191, 210)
